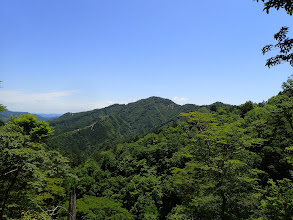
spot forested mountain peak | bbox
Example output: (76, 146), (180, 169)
(48, 96), (201, 155)
(133, 96), (177, 105)
(51, 96), (185, 129)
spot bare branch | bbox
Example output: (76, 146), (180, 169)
(1, 168), (18, 177)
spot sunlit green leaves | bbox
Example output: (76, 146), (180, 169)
(0, 115), (69, 219)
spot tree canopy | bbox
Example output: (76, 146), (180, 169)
(256, 0), (293, 68)
(2, 78), (293, 218)
(262, 26), (293, 68)
(0, 114), (70, 219)
(256, 0), (293, 14)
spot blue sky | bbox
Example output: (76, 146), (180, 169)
(1, 0), (293, 113)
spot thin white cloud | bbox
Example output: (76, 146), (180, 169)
(0, 91), (163, 114)
(107, 101), (115, 105)
(0, 90), (77, 103)
(0, 90), (141, 113)
(0, 90), (79, 113)
(106, 98), (138, 106)
(173, 96), (189, 102)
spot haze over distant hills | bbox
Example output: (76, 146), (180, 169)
(36, 113), (63, 119)
(48, 96), (229, 155)
(0, 110), (61, 122)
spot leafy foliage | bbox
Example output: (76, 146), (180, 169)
(64, 196), (134, 220)
(255, 0), (293, 14)
(262, 27), (293, 68)
(259, 178), (293, 219)
(255, 0), (293, 68)
(172, 112), (263, 219)
(63, 79), (293, 219)
(0, 114), (70, 219)
(3, 77), (293, 219)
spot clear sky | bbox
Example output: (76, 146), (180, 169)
(1, 0), (293, 114)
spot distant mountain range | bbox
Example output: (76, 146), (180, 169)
(48, 96), (229, 155)
(0, 110), (61, 122)
(36, 113), (63, 119)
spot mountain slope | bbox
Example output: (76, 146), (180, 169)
(48, 97), (203, 154)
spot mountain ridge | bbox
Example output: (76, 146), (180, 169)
(48, 96), (230, 155)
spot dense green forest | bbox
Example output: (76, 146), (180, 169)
(1, 77), (293, 219)
(47, 96), (228, 164)
(2, 1), (293, 219)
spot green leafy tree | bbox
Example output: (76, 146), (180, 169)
(123, 170), (162, 219)
(76, 196), (133, 220)
(239, 77), (293, 184)
(239, 101), (255, 118)
(262, 27), (293, 68)
(255, 0), (293, 68)
(258, 178), (293, 219)
(0, 115), (69, 219)
(0, 105), (6, 114)
(9, 114), (54, 142)
(172, 112), (263, 220)
(59, 196), (133, 220)
(255, 0), (293, 14)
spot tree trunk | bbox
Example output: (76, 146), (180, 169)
(68, 188), (76, 220)
(221, 192), (227, 220)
